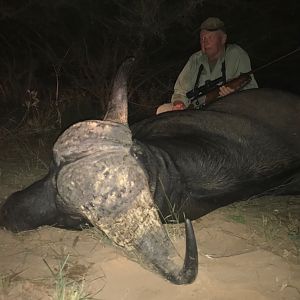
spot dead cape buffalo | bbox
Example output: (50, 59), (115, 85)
(1, 57), (300, 285)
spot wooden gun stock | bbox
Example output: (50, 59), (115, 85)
(204, 72), (251, 106)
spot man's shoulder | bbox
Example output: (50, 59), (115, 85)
(226, 44), (249, 57)
(188, 50), (205, 62)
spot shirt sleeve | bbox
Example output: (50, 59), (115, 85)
(226, 45), (258, 89)
(171, 56), (198, 106)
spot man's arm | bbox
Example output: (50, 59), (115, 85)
(218, 45), (257, 97)
(226, 45), (258, 90)
(171, 54), (200, 109)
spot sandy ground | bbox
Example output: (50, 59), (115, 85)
(0, 132), (299, 300)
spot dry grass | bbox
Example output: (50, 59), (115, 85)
(43, 254), (103, 300)
(0, 270), (23, 293)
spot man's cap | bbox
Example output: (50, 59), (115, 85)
(200, 17), (226, 32)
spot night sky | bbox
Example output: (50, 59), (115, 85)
(0, 0), (299, 126)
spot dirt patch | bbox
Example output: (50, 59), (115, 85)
(0, 133), (299, 300)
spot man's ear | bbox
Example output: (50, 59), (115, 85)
(221, 33), (227, 45)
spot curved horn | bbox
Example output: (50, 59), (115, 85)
(134, 218), (198, 284)
(164, 219), (198, 284)
(104, 57), (135, 124)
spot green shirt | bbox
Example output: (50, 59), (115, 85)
(171, 44), (258, 106)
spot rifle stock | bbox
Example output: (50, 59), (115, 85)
(204, 72), (251, 105)
(188, 72), (251, 109)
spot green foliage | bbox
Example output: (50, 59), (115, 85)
(43, 255), (99, 300)
(226, 214), (246, 224)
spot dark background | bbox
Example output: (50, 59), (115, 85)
(1, 0), (299, 129)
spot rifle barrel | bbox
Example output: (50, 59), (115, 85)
(251, 47), (300, 74)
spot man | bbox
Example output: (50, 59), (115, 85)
(157, 17), (258, 114)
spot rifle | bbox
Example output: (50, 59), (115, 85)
(187, 47), (300, 110)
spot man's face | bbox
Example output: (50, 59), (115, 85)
(200, 30), (227, 61)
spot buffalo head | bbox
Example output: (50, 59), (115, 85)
(0, 58), (198, 284)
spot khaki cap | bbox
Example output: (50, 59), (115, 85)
(200, 17), (226, 32)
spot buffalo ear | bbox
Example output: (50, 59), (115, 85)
(104, 57), (135, 124)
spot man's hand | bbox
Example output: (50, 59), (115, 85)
(172, 101), (186, 111)
(219, 85), (235, 97)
